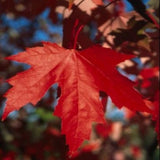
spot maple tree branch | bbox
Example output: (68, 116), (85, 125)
(105, 0), (120, 8)
(71, 0), (85, 16)
(76, 0), (85, 7)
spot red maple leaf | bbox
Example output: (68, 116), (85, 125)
(2, 42), (151, 155)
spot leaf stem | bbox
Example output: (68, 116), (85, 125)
(73, 25), (84, 49)
(105, 0), (120, 8)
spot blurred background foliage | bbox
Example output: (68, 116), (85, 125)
(0, 0), (159, 159)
